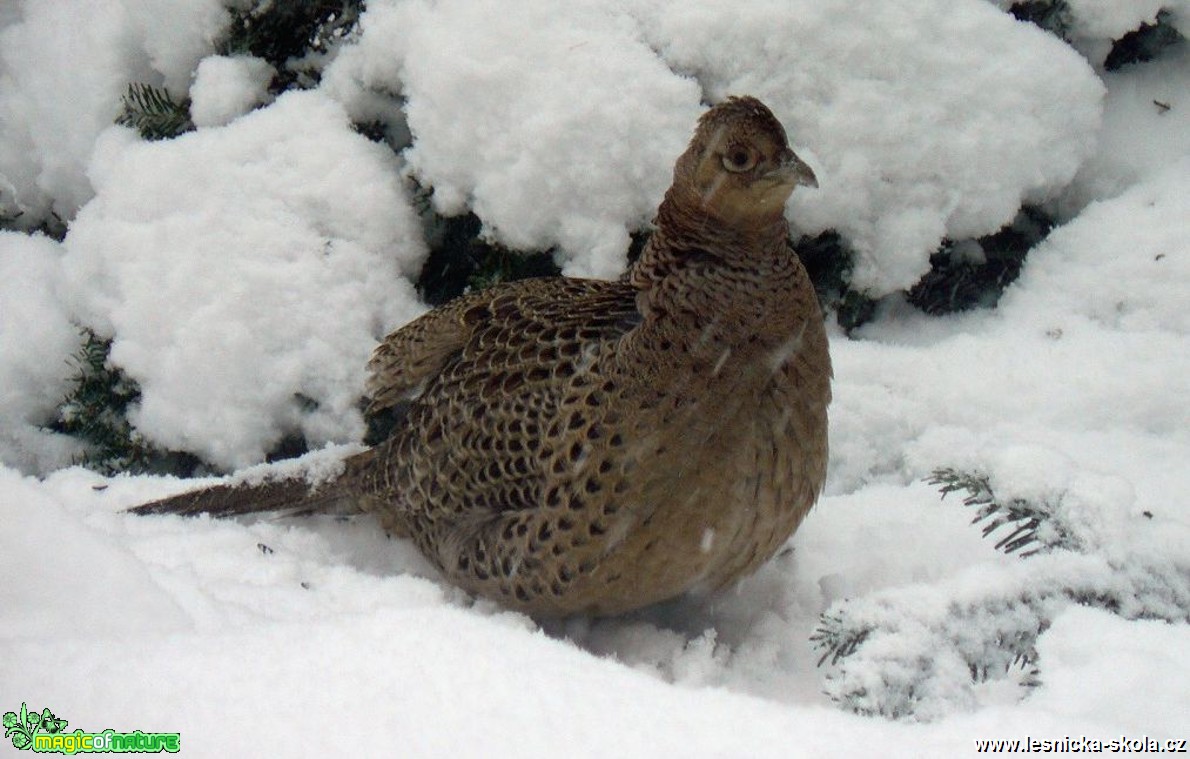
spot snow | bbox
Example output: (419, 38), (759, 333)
(326, 0), (705, 279)
(2, 1), (1188, 755)
(326, 0), (1104, 290)
(628, 0), (1103, 293)
(1065, 46), (1190, 210)
(0, 232), (79, 472)
(1030, 606), (1190, 733)
(1064, 0), (1168, 42)
(62, 91), (426, 469)
(978, 0), (1189, 41)
(0, 0), (228, 223)
(189, 54), (274, 128)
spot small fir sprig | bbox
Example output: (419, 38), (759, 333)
(810, 611), (873, 667)
(117, 83), (193, 140)
(927, 467), (1075, 556)
(52, 329), (199, 476)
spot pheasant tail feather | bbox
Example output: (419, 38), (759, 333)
(129, 449), (379, 520)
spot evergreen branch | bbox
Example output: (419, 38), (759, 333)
(466, 248), (559, 293)
(221, 0), (365, 90)
(812, 468), (1181, 720)
(51, 329), (199, 476)
(1009, 1), (1074, 41)
(1104, 10), (1185, 72)
(927, 467), (1074, 556)
(814, 592), (1054, 719)
(810, 610), (873, 667)
(415, 210), (561, 306)
(972, 648), (1040, 689)
(906, 207), (1052, 317)
(117, 83), (193, 141)
(793, 230), (875, 334)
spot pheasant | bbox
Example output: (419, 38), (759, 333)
(131, 96), (831, 617)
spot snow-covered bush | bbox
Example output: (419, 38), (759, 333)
(63, 91), (426, 469)
(813, 159), (1190, 719)
(0, 0), (228, 225)
(984, 0), (1188, 68)
(813, 466), (1190, 720)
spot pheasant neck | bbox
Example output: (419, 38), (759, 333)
(646, 189), (790, 266)
(625, 192), (810, 364)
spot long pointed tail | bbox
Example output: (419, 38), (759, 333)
(128, 448), (379, 519)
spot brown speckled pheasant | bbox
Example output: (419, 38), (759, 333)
(131, 96), (831, 617)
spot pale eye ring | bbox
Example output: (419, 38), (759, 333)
(721, 147), (758, 173)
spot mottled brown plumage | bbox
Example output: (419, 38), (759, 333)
(131, 96), (831, 617)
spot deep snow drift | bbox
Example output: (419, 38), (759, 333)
(1, 1), (1188, 756)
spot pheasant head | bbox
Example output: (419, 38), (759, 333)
(669, 96), (817, 234)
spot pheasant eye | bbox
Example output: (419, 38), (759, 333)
(722, 147), (757, 173)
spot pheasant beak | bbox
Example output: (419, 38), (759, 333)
(769, 150), (818, 189)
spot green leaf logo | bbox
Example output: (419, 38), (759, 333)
(4, 702), (33, 750)
(39, 708), (68, 734)
(3, 703), (68, 750)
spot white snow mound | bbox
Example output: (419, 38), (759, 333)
(189, 55), (275, 129)
(62, 91), (427, 469)
(0, 232), (79, 472)
(325, 0), (706, 278)
(0, 0), (228, 224)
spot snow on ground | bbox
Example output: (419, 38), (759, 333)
(2, 1), (1188, 756)
(1066, 44), (1190, 210)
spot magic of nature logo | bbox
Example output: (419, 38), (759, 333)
(3, 703), (180, 754)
